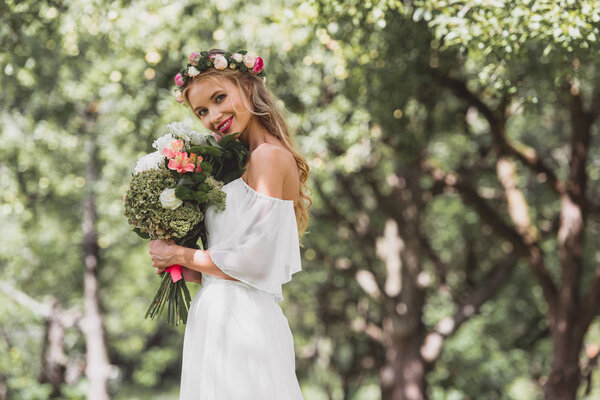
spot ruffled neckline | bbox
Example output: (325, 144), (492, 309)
(224, 177), (294, 205)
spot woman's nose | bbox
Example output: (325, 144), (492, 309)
(208, 109), (222, 129)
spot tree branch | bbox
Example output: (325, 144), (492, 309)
(443, 254), (519, 338)
(430, 68), (564, 195)
(422, 161), (559, 308)
(0, 280), (52, 318)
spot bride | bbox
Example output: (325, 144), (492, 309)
(148, 48), (311, 399)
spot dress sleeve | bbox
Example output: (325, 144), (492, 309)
(206, 183), (302, 302)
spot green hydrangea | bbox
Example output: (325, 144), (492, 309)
(205, 176), (227, 212)
(123, 168), (203, 239)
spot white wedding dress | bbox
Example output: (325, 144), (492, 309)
(179, 176), (304, 399)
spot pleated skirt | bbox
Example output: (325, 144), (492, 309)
(179, 274), (304, 400)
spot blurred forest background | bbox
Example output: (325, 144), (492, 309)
(1, 0), (599, 399)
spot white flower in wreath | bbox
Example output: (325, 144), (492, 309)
(243, 54), (256, 69)
(213, 54), (228, 70)
(159, 188), (183, 210)
(232, 53), (243, 62)
(188, 66), (200, 77)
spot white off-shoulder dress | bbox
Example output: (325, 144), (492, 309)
(179, 176), (304, 400)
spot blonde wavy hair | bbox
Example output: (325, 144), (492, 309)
(180, 51), (312, 239)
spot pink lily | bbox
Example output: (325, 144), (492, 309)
(168, 151), (195, 173)
(161, 139), (184, 158)
(189, 153), (204, 173)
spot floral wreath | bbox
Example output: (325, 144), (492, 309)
(173, 50), (266, 104)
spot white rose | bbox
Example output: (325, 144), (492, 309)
(232, 53), (243, 62)
(213, 54), (228, 70)
(188, 66), (200, 77)
(152, 133), (176, 154)
(159, 188), (183, 210)
(134, 151), (165, 173)
(243, 54), (256, 69)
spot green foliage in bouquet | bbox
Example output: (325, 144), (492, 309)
(123, 168), (205, 240)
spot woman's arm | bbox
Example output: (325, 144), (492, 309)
(182, 267), (203, 284)
(149, 239), (238, 282)
(175, 246), (239, 281)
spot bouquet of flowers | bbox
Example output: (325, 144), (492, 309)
(123, 122), (249, 325)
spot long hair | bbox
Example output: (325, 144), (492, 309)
(180, 50), (312, 239)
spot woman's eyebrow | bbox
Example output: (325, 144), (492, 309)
(193, 90), (222, 112)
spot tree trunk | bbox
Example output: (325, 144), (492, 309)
(543, 88), (593, 400)
(379, 236), (428, 400)
(40, 300), (67, 397)
(544, 317), (585, 400)
(380, 330), (427, 400)
(81, 134), (112, 400)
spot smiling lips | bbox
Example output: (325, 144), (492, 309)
(217, 116), (233, 133)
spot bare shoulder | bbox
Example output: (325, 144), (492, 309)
(245, 143), (299, 202)
(251, 143), (294, 168)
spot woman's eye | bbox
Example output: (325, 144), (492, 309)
(197, 94), (225, 117)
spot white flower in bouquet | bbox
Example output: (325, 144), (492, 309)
(166, 122), (191, 143)
(152, 133), (177, 154)
(167, 121), (210, 146)
(188, 131), (210, 145)
(134, 151), (165, 173)
(159, 188), (183, 210)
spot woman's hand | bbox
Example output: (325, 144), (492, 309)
(155, 265), (202, 284)
(149, 239), (180, 270)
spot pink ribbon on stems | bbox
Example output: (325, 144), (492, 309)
(166, 264), (183, 283)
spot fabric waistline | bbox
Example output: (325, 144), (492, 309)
(201, 274), (278, 302)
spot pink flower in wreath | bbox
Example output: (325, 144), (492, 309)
(174, 73), (185, 87)
(162, 139), (184, 158)
(252, 57), (264, 73)
(189, 52), (199, 63)
(175, 91), (184, 103)
(168, 151), (195, 173)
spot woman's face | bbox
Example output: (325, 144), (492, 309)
(186, 77), (253, 139)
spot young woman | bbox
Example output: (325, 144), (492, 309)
(148, 48), (311, 399)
